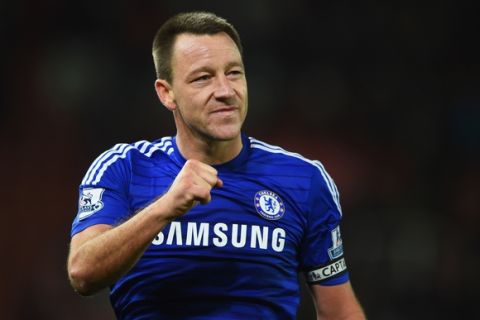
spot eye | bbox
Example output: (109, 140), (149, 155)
(192, 74), (211, 82)
(227, 69), (243, 78)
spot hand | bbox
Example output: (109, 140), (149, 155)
(158, 159), (223, 220)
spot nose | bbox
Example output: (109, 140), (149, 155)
(213, 75), (235, 99)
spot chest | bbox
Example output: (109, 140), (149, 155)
(129, 163), (310, 260)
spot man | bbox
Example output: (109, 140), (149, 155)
(68, 11), (365, 319)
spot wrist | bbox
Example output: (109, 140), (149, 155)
(145, 194), (178, 224)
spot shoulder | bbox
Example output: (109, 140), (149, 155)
(248, 136), (324, 171)
(81, 137), (174, 186)
(248, 136), (341, 213)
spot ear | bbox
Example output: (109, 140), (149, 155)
(154, 79), (176, 111)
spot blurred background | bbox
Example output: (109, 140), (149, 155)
(1, 0), (479, 319)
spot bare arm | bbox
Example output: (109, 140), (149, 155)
(67, 204), (171, 296)
(67, 159), (222, 296)
(309, 281), (366, 320)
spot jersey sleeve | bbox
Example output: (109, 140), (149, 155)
(71, 144), (132, 237)
(300, 162), (349, 286)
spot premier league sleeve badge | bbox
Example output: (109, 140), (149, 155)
(77, 188), (105, 220)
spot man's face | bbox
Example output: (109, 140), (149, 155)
(168, 32), (248, 141)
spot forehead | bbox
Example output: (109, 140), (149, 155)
(171, 33), (242, 74)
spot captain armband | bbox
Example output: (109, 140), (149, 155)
(306, 257), (348, 284)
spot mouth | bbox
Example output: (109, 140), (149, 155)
(210, 106), (238, 114)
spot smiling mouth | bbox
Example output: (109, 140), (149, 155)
(211, 106), (238, 114)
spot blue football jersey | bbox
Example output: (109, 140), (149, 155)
(72, 134), (349, 319)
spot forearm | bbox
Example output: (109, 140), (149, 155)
(311, 282), (366, 320)
(68, 197), (172, 295)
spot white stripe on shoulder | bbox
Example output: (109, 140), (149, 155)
(84, 141), (148, 185)
(90, 145), (136, 185)
(139, 141), (151, 153)
(146, 137), (173, 157)
(313, 160), (341, 211)
(249, 137), (342, 214)
(85, 137), (173, 186)
(82, 143), (128, 185)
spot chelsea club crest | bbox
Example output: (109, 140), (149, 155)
(254, 190), (285, 220)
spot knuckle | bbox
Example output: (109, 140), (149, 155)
(197, 187), (210, 200)
(202, 189), (211, 198)
(185, 159), (199, 168)
(183, 160), (194, 170)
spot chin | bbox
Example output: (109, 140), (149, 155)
(211, 132), (240, 142)
(203, 120), (242, 141)
(208, 127), (242, 142)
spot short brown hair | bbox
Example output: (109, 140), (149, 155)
(152, 11), (243, 83)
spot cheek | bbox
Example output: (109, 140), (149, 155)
(235, 81), (248, 99)
(175, 89), (201, 108)
(187, 88), (211, 105)
(242, 87), (248, 102)
(176, 93), (210, 120)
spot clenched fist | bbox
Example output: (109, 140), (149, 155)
(157, 159), (223, 221)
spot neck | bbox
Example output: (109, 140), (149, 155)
(175, 129), (243, 165)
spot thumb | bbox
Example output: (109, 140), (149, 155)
(215, 177), (224, 188)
